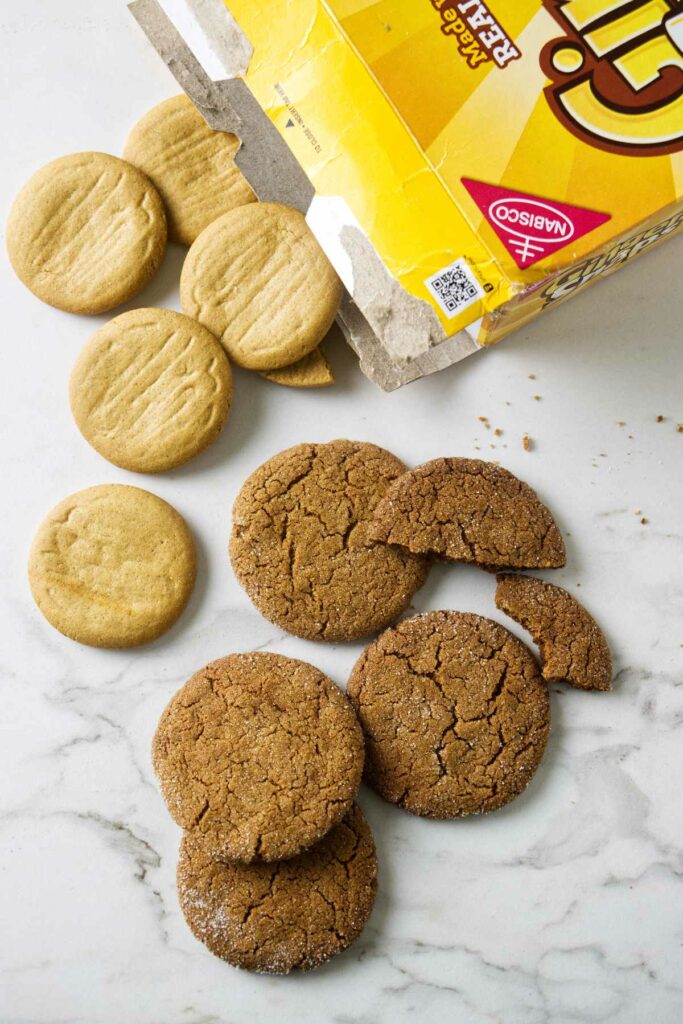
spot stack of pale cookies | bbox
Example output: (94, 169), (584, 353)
(11, 95), (344, 649)
(10, 96), (613, 976)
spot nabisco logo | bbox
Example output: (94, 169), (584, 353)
(462, 178), (611, 269)
(488, 198), (574, 265)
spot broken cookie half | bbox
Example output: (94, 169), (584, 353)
(370, 457), (566, 570)
(495, 574), (612, 692)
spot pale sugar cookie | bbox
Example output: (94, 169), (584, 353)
(28, 484), (195, 647)
(180, 203), (343, 370)
(124, 95), (255, 245)
(7, 152), (166, 314)
(70, 308), (232, 473)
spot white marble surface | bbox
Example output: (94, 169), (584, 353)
(1, 3), (682, 1022)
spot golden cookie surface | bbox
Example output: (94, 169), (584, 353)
(180, 203), (343, 370)
(124, 95), (255, 245)
(7, 152), (167, 314)
(28, 485), (196, 648)
(259, 345), (334, 388)
(70, 308), (232, 473)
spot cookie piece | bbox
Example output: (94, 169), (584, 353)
(348, 611), (550, 818)
(177, 803), (377, 973)
(28, 485), (195, 648)
(370, 457), (566, 570)
(69, 308), (232, 473)
(229, 441), (429, 642)
(152, 653), (364, 862)
(259, 346), (334, 388)
(7, 152), (166, 314)
(123, 94), (255, 245)
(180, 203), (343, 370)
(496, 574), (612, 691)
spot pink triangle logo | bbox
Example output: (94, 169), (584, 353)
(462, 178), (611, 270)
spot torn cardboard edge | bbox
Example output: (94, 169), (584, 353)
(129, 0), (480, 391)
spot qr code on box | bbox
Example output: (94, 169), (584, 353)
(425, 258), (485, 319)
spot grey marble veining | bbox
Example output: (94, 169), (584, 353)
(1, 2), (682, 1022)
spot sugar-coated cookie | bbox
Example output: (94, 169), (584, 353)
(229, 441), (429, 642)
(496, 574), (612, 691)
(348, 611), (550, 818)
(177, 804), (377, 973)
(370, 457), (566, 570)
(153, 653), (364, 862)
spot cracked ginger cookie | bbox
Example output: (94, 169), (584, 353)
(180, 202), (343, 370)
(28, 484), (196, 648)
(152, 653), (364, 863)
(370, 457), (566, 570)
(177, 803), (377, 973)
(496, 574), (612, 691)
(348, 611), (550, 818)
(229, 441), (429, 642)
(124, 94), (255, 245)
(7, 152), (166, 314)
(70, 308), (232, 473)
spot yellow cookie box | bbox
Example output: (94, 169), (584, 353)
(224, 0), (683, 348)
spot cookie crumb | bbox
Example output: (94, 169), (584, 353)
(656, 415), (665, 423)
(523, 434), (532, 451)
(533, 394), (542, 401)
(528, 373), (536, 380)
(641, 517), (649, 525)
(494, 428), (503, 437)
(677, 424), (683, 433)
(616, 421), (625, 427)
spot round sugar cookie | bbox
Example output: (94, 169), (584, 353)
(180, 203), (343, 370)
(177, 804), (377, 974)
(229, 441), (429, 642)
(7, 152), (167, 314)
(70, 308), (232, 473)
(28, 485), (195, 648)
(124, 94), (255, 245)
(152, 653), (364, 863)
(348, 611), (550, 818)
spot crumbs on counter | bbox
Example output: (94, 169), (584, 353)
(523, 434), (532, 451)
(656, 415), (665, 422)
(641, 518), (649, 525)
(533, 394), (542, 401)
(677, 424), (682, 433)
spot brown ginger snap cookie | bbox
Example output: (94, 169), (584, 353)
(496, 574), (612, 691)
(123, 95), (255, 245)
(177, 803), (377, 973)
(7, 152), (166, 314)
(229, 441), (429, 642)
(180, 202), (343, 370)
(152, 653), (364, 862)
(370, 457), (566, 570)
(69, 308), (232, 473)
(347, 611), (550, 818)
(28, 484), (196, 648)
